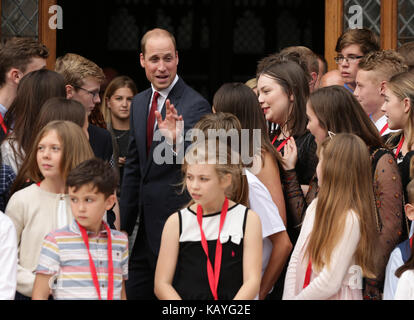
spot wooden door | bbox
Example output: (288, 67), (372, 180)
(0, 0), (57, 69)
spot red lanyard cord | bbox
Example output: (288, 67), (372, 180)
(77, 221), (114, 300)
(395, 135), (405, 160)
(272, 136), (291, 152)
(196, 198), (229, 300)
(379, 123), (388, 136)
(0, 113), (7, 135)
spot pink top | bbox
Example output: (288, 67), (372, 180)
(283, 199), (363, 300)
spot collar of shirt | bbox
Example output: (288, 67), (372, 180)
(69, 218), (109, 237)
(150, 74), (179, 114)
(0, 103), (7, 118)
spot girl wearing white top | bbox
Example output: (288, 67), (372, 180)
(283, 133), (377, 300)
(6, 121), (94, 298)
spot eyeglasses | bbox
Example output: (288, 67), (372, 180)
(334, 55), (364, 64)
(73, 85), (100, 99)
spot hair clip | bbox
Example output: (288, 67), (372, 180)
(328, 131), (336, 139)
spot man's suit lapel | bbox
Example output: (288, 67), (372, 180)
(143, 78), (185, 175)
(138, 89), (152, 168)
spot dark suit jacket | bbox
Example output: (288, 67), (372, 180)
(120, 77), (211, 256)
(88, 124), (113, 162)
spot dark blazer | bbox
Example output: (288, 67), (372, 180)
(88, 124), (113, 162)
(120, 77), (211, 255)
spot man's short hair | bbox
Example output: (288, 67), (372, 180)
(55, 53), (105, 87)
(335, 28), (380, 55)
(358, 50), (408, 82)
(0, 37), (49, 87)
(280, 46), (320, 76)
(398, 42), (414, 69)
(66, 158), (118, 198)
(141, 28), (177, 56)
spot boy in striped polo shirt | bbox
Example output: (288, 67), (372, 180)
(32, 158), (128, 300)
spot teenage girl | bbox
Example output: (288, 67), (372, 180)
(6, 121), (94, 299)
(154, 140), (263, 300)
(101, 76), (137, 187)
(382, 71), (414, 200)
(283, 85), (404, 299)
(283, 133), (377, 300)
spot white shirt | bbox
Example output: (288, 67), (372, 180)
(383, 223), (414, 300)
(149, 75), (179, 131)
(0, 213), (17, 300)
(375, 115), (397, 136)
(245, 169), (286, 274)
(395, 270), (414, 300)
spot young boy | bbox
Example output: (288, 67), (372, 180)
(335, 28), (380, 92)
(32, 158), (128, 300)
(383, 179), (414, 300)
(354, 50), (408, 136)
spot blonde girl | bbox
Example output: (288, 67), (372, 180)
(382, 71), (414, 199)
(283, 133), (377, 300)
(6, 121), (94, 299)
(154, 140), (262, 300)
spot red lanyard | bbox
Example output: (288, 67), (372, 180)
(379, 123), (388, 136)
(0, 113), (7, 135)
(303, 259), (312, 288)
(272, 136), (291, 152)
(395, 135), (405, 160)
(77, 221), (114, 300)
(196, 198), (229, 300)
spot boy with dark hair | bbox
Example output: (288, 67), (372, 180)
(32, 158), (128, 300)
(335, 28), (380, 92)
(0, 37), (48, 139)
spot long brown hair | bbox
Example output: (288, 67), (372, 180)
(306, 134), (377, 277)
(309, 85), (384, 150)
(257, 54), (309, 137)
(10, 121), (94, 195)
(100, 75), (138, 126)
(3, 69), (66, 161)
(212, 82), (283, 168)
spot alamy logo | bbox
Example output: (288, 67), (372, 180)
(49, 5), (63, 30)
(348, 5), (363, 29)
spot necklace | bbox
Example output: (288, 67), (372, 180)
(114, 129), (129, 140)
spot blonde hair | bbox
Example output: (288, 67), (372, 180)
(55, 53), (105, 87)
(141, 28), (177, 56)
(386, 72), (414, 151)
(182, 139), (248, 207)
(358, 50), (408, 83)
(306, 133), (377, 278)
(101, 76), (138, 125)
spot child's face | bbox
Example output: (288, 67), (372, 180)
(338, 44), (364, 86)
(381, 86), (409, 130)
(107, 87), (134, 121)
(186, 163), (230, 211)
(306, 101), (327, 146)
(37, 130), (63, 180)
(354, 70), (384, 116)
(69, 183), (116, 233)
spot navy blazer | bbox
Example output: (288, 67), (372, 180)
(120, 77), (211, 255)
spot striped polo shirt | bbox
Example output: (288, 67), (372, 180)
(35, 219), (128, 300)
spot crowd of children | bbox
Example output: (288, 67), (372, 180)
(0, 26), (414, 301)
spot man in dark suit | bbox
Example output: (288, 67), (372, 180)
(120, 28), (211, 299)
